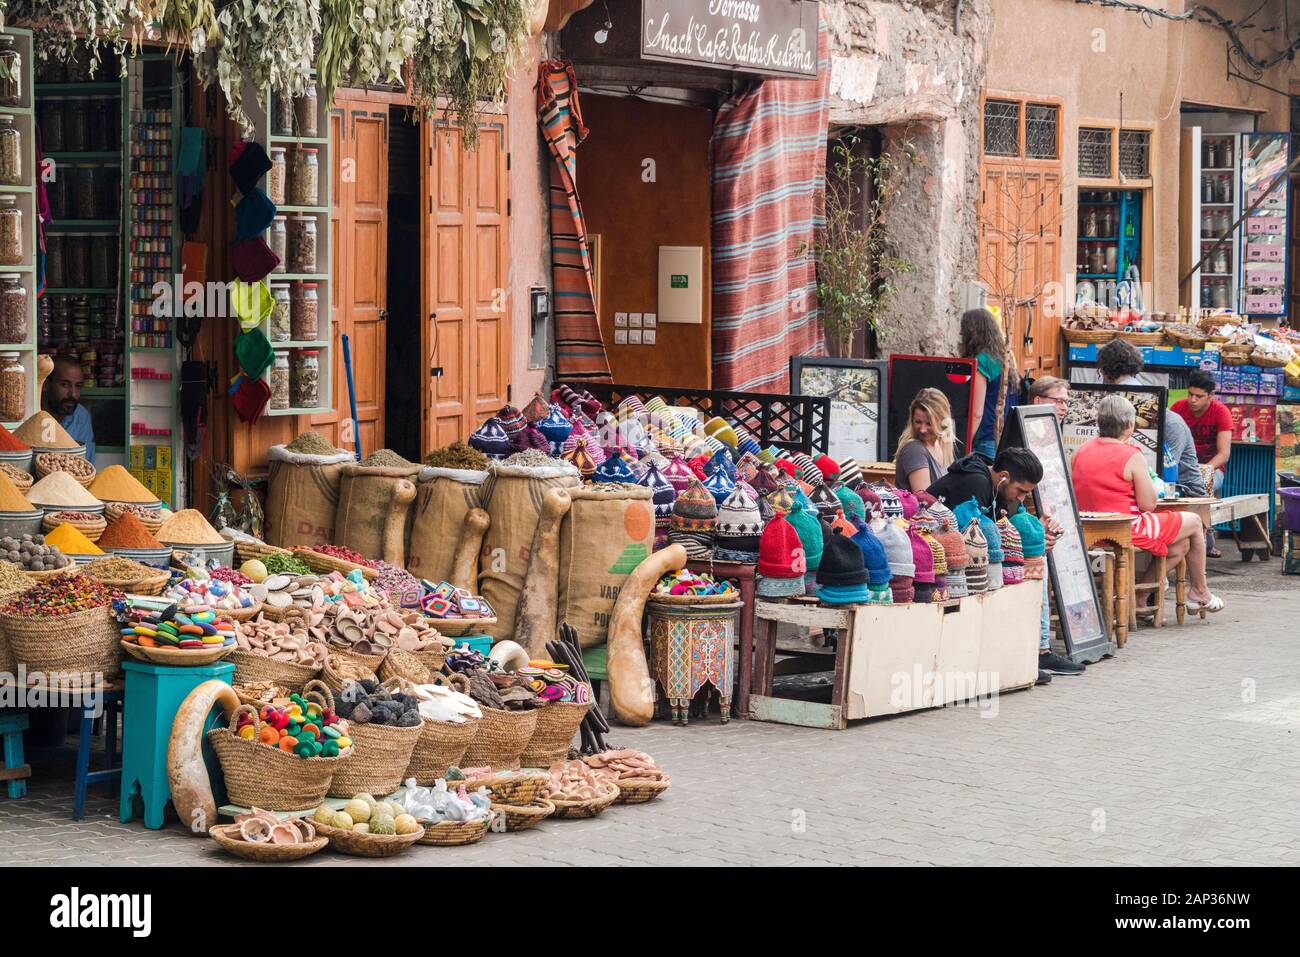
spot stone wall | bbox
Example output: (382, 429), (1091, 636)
(821, 0), (991, 356)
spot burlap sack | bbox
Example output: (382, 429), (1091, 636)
(265, 446), (353, 548)
(479, 461), (580, 640)
(334, 463), (422, 561)
(407, 466), (488, 584)
(557, 486), (655, 648)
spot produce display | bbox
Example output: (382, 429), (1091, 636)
(0, 533), (72, 571)
(36, 451), (94, 482)
(79, 555), (160, 582)
(1, 573), (118, 617)
(42, 509), (107, 537)
(119, 597), (237, 651)
(43, 522), (104, 556)
(0, 559), (32, 593)
(335, 679), (423, 728)
(242, 691), (352, 758)
(260, 553), (313, 576)
(312, 793), (421, 836)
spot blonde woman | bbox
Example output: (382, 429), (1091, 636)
(894, 388), (957, 492)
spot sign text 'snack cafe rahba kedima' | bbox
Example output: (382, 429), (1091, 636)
(641, 0), (819, 78)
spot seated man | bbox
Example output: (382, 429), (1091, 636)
(41, 354), (95, 463)
(1171, 369), (1232, 557)
(1072, 395), (1223, 614)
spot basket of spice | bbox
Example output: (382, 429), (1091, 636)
(96, 512), (172, 568)
(88, 466), (161, 514)
(234, 540), (293, 566)
(41, 509), (107, 543)
(0, 467), (41, 538)
(0, 423), (32, 474)
(0, 462), (31, 491)
(293, 544), (380, 581)
(0, 560), (32, 675)
(157, 510), (235, 567)
(0, 573), (123, 684)
(24, 470), (104, 521)
(43, 522), (106, 566)
(78, 555), (173, 596)
(34, 451), (97, 488)
(102, 502), (163, 535)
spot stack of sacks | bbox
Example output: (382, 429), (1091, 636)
(669, 481), (717, 560)
(790, 452), (823, 486)
(850, 517), (893, 604)
(963, 519), (989, 593)
(756, 513), (806, 598)
(909, 525), (936, 603)
(1012, 509), (1047, 580)
(715, 484), (762, 563)
(874, 486), (904, 519)
(874, 516), (915, 603)
(811, 483), (841, 523)
(663, 454), (696, 495)
(834, 483), (866, 523)
(785, 502), (825, 592)
(917, 526), (948, 600)
(816, 532), (870, 605)
(703, 468), (735, 506)
(838, 458), (863, 490)
(641, 460), (676, 547)
(469, 418), (510, 458)
(814, 455), (840, 487)
(999, 516), (1024, 585)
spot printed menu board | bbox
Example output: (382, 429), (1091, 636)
(790, 358), (888, 462)
(1061, 383), (1166, 473)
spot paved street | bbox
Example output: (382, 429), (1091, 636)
(3, 558), (1299, 866)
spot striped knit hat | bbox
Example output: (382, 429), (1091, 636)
(592, 455), (636, 485)
(469, 418), (510, 458)
(858, 484), (881, 517)
(999, 516), (1024, 585)
(496, 405), (526, 441)
(663, 455), (696, 495)
(704, 468), (736, 507)
(563, 441), (597, 478)
(523, 393), (550, 423)
(758, 446), (780, 465)
(538, 405), (574, 446)
(703, 416), (739, 450)
(717, 484), (762, 547)
(963, 519), (989, 593)
(909, 526), (935, 603)
(875, 486), (903, 519)
(671, 480), (718, 532)
(918, 526), (947, 577)
(947, 567), (969, 598)
(641, 459), (676, 527)
(837, 458), (863, 490)
(791, 452), (823, 486)
(515, 424), (551, 453)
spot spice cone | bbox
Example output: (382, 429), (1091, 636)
(98, 513), (163, 550)
(14, 411), (78, 450)
(0, 422), (28, 452)
(0, 469), (34, 512)
(88, 465), (159, 504)
(25, 470), (102, 508)
(157, 509), (226, 545)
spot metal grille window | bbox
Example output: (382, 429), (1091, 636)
(1025, 104), (1059, 159)
(984, 100), (1020, 157)
(1119, 129), (1151, 178)
(1078, 127), (1113, 178)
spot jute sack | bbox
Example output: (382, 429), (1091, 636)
(407, 466), (488, 584)
(557, 486), (655, 648)
(334, 463), (422, 562)
(265, 446), (353, 548)
(479, 461), (580, 640)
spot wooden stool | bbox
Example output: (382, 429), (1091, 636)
(1082, 515), (1132, 648)
(1172, 558), (1205, 624)
(0, 712), (30, 799)
(1088, 549), (1116, 643)
(1133, 553), (1168, 628)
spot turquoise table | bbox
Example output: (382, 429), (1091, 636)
(120, 659), (234, 831)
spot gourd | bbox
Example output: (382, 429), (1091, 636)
(167, 680), (242, 837)
(513, 487), (572, 656)
(606, 544), (687, 726)
(382, 479), (418, 566)
(450, 508), (490, 593)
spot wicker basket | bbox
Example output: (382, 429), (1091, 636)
(23, 566), (77, 583)
(226, 601), (265, 622)
(208, 823), (329, 862)
(648, 591), (739, 606)
(320, 651), (377, 697)
(34, 453), (96, 487)
(0, 602), (121, 684)
(492, 799), (555, 832)
(103, 502), (164, 534)
(259, 602), (308, 624)
(85, 569), (172, 596)
(405, 715), (480, 785)
(378, 648), (432, 685)
(121, 641), (234, 666)
(1061, 326), (1115, 345)
(42, 512), (107, 543)
(1164, 327), (1207, 349)
(454, 771), (548, 806)
(519, 700), (590, 769)
(232, 682), (293, 709)
(460, 706), (539, 771)
(1219, 343), (1253, 362)
(291, 547), (380, 581)
(436, 616), (498, 638)
(411, 646), (450, 673)
(549, 781), (620, 819)
(235, 540), (292, 565)
(0, 465), (32, 491)
(313, 819), (425, 857)
(614, 778), (671, 805)
(416, 813), (496, 846)
(1251, 352), (1290, 369)
(1117, 329), (1165, 347)
(207, 692), (351, 811)
(326, 719), (424, 798)
(227, 647), (319, 690)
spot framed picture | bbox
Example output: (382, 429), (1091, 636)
(789, 357), (888, 462)
(886, 355), (977, 458)
(1061, 383), (1166, 472)
(1002, 404), (1115, 663)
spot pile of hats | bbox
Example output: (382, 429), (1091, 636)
(652, 569), (738, 599)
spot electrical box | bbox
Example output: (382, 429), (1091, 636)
(657, 245), (704, 324)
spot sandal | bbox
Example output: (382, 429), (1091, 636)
(1186, 594), (1225, 614)
(1207, 548), (1223, 559)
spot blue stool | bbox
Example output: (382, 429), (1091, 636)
(120, 660), (234, 831)
(74, 688), (123, 821)
(0, 712), (30, 798)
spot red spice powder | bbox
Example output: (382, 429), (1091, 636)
(97, 513), (163, 550)
(0, 424), (29, 452)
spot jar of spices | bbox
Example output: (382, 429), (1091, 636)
(0, 37), (22, 108)
(64, 98), (88, 153)
(270, 283), (291, 342)
(0, 352), (24, 421)
(45, 233), (65, 289)
(289, 214), (317, 274)
(0, 275), (26, 344)
(91, 234), (115, 289)
(290, 281), (319, 341)
(65, 233), (91, 288)
(101, 165), (120, 220)
(290, 147), (319, 206)
(0, 196), (22, 266)
(273, 94), (295, 136)
(294, 84), (319, 138)
(75, 164), (98, 220)
(291, 348), (320, 408)
(267, 147), (287, 206)
(89, 96), (115, 152)
(268, 215), (287, 273)
(271, 353), (291, 410)
(39, 100), (64, 154)
(0, 116), (20, 186)
(70, 297), (90, 346)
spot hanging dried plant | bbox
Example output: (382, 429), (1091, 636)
(316, 0), (417, 108)
(8, 0), (153, 74)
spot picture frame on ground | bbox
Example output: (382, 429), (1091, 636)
(789, 357), (889, 462)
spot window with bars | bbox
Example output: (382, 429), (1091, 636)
(1119, 129), (1151, 178)
(1025, 104), (1059, 159)
(984, 100), (1020, 157)
(1078, 127), (1113, 178)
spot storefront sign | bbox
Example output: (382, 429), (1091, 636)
(790, 357), (888, 462)
(641, 0), (819, 78)
(1061, 383), (1166, 473)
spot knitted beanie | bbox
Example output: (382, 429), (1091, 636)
(810, 483), (842, 522)
(875, 486), (903, 519)
(909, 526), (935, 585)
(687, 454), (710, 481)
(829, 512), (857, 540)
(786, 505), (824, 572)
(735, 452), (760, 485)
(818, 582), (872, 606)
(858, 485), (882, 517)
(947, 567), (970, 598)
(706, 446), (736, 480)
(927, 500), (957, 533)
(791, 452), (824, 486)
(985, 560), (1004, 591)
(1024, 555), (1046, 581)
(538, 405), (573, 446)
(515, 424), (551, 454)
(999, 516), (1024, 585)
(766, 487), (795, 516)
(814, 455), (840, 483)
(671, 481), (717, 533)
(668, 527), (713, 561)
(866, 582), (893, 604)
(469, 418), (510, 458)
(523, 393), (550, 423)
(890, 575), (915, 604)
(592, 455), (636, 485)
(496, 404), (526, 440)
(749, 466), (780, 497)
(1011, 509), (1046, 558)
(817, 531), (869, 588)
(774, 458), (796, 478)
(716, 484), (762, 552)
(837, 458), (863, 490)
(757, 493), (774, 524)
(914, 490), (938, 511)
(897, 488), (919, 519)
(757, 446), (779, 465)
(834, 484), (866, 523)
(663, 455), (696, 495)
(919, 527), (947, 577)
(874, 517), (915, 579)
(850, 517), (892, 587)
(757, 513), (806, 579)
(562, 442), (597, 479)
(981, 513), (1004, 563)
(963, 519), (989, 593)
(704, 416), (738, 449)
(703, 468), (736, 507)
(641, 460), (676, 528)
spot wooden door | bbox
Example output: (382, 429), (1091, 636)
(422, 116), (511, 452)
(311, 95), (389, 452)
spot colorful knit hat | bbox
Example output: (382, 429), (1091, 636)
(1011, 509), (1046, 558)
(858, 484), (882, 517)
(703, 416), (739, 450)
(817, 530), (869, 589)
(811, 483), (842, 522)
(671, 480), (717, 532)
(592, 455), (636, 485)
(703, 468), (736, 507)
(875, 486), (903, 519)
(641, 459), (676, 527)
(999, 516), (1024, 585)
(909, 526), (935, 587)
(757, 446), (779, 465)
(963, 519), (989, 593)
(838, 458), (863, 490)
(716, 484), (762, 552)
(791, 452), (824, 486)
(897, 489), (919, 519)
(496, 405), (526, 441)
(849, 517), (892, 587)
(469, 418), (510, 458)
(749, 466), (780, 497)
(617, 395), (647, 422)
(774, 458), (796, 478)
(538, 404), (573, 446)
(815, 455), (841, 483)
(756, 513), (807, 598)
(914, 490), (938, 511)
(952, 497), (984, 533)
(829, 512), (856, 539)
(874, 517), (915, 579)
(563, 441), (597, 478)
(663, 455), (695, 495)
(735, 452), (760, 485)
(687, 454), (710, 481)
(766, 486), (795, 516)
(515, 424), (551, 454)
(786, 504), (824, 572)
(523, 393), (550, 423)
(834, 483), (866, 523)
(927, 500), (956, 532)
(706, 447), (737, 480)
(918, 526), (947, 577)
(946, 566), (969, 599)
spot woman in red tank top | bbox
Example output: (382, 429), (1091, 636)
(1071, 396), (1224, 613)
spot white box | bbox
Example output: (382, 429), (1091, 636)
(657, 246), (704, 324)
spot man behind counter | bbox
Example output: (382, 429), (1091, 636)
(41, 354), (96, 463)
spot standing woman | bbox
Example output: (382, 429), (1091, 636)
(960, 307), (1018, 461)
(894, 388), (957, 492)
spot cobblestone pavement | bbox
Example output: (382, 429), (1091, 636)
(2, 559), (1299, 866)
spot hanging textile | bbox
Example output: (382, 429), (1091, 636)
(710, 23), (831, 392)
(538, 59), (611, 382)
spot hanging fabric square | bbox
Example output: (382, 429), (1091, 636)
(234, 187), (277, 241)
(231, 374), (272, 425)
(230, 236), (280, 282)
(230, 279), (274, 331)
(234, 328), (275, 380)
(228, 140), (272, 194)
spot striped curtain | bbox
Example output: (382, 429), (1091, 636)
(538, 59), (612, 382)
(710, 24), (830, 392)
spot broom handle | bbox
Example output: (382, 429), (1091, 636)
(341, 333), (361, 462)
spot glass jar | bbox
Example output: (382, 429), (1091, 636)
(1082, 207), (1098, 238)
(0, 352), (24, 421)
(267, 147), (287, 206)
(268, 215), (287, 273)
(90, 96), (115, 152)
(290, 281), (319, 341)
(1211, 245), (1229, 275)
(294, 84), (319, 138)
(290, 147), (319, 206)
(289, 215), (317, 273)
(270, 283), (291, 342)
(75, 164), (98, 220)
(0, 275), (26, 344)
(271, 353), (290, 410)
(45, 232), (65, 288)
(1099, 207), (1115, 237)
(1215, 174), (1232, 205)
(0, 116), (20, 186)
(91, 234), (115, 289)
(0, 195), (22, 265)
(100, 165), (120, 220)
(0, 37), (22, 108)
(64, 98), (88, 153)
(39, 100), (64, 154)
(65, 233), (91, 288)
(70, 296), (90, 346)
(291, 348), (320, 408)
(273, 94), (295, 137)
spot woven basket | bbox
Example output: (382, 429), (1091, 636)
(378, 648), (432, 685)
(1061, 326), (1115, 345)
(460, 706), (539, 771)
(208, 823), (329, 862)
(329, 644), (387, 673)
(232, 682), (293, 709)
(228, 647), (319, 691)
(313, 819), (425, 857)
(1117, 329), (1164, 347)
(42, 512), (107, 542)
(121, 641), (234, 666)
(259, 602), (308, 624)
(326, 719), (424, 798)
(416, 813), (496, 846)
(549, 781), (620, 819)
(291, 547), (379, 580)
(0, 602), (121, 683)
(1251, 352), (1290, 368)
(235, 540), (292, 565)
(103, 503), (163, 534)
(1164, 328), (1207, 349)
(1219, 343), (1253, 361)
(1219, 352), (1250, 366)
(435, 616), (497, 638)
(86, 569), (172, 596)
(456, 771), (548, 806)
(411, 646), (449, 673)
(320, 651), (377, 697)
(519, 700), (590, 769)
(23, 566), (77, 582)
(492, 799), (555, 832)
(614, 777), (671, 805)
(405, 715), (480, 785)
(34, 454), (96, 487)
(0, 465), (32, 491)
(226, 601), (265, 622)
(648, 591), (739, 606)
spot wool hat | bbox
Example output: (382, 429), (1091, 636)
(663, 455), (696, 495)
(766, 487), (795, 516)
(496, 404), (526, 440)
(927, 500), (957, 532)
(717, 484), (762, 549)
(936, 525), (970, 572)
(641, 460), (676, 527)
(890, 575), (915, 604)
(774, 458), (797, 478)
(706, 447), (737, 480)
(469, 418), (510, 458)
(671, 480), (718, 532)
(952, 497), (985, 534)
(515, 424), (551, 454)
(791, 452), (824, 486)
(817, 529), (870, 589)
(980, 512), (1004, 563)
(1024, 555), (1046, 581)
(786, 505), (824, 572)
(811, 483), (842, 522)
(963, 519), (989, 593)
(563, 442), (597, 478)
(703, 468), (736, 507)
(874, 517), (915, 579)
(849, 517), (892, 587)
(985, 561), (1004, 590)
(946, 567), (970, 598)
(814, 455), (841, 483)
(866, 582), (893, 604)
(875, 486), (903, 519)
(592, 455), (636, 485)
(735, 452), (760, 485)
(837, 458), (863, 490)
(749, 466), (780, 497)
(897, 489), (919, 519)
(756, 514), (807, 598)
(909, 526), (935, 585)
(914, 490), (938, 511)
(566, 433), (605, 466)
(834, 484), (866, 523)
(757, 446), (779, 465)
(668, 528), (713, 561)
(523, 393), (550, 423)
(618, 395), (648, 422)
(999, 516), (1024, 585)
(703, 416), (739, 450)
(829, 512), (857, 540)
(858, 484), (882, 516)
(687, 455), (711, 481)
(538, 405), (573, 446)
(818, 582), (871, 606)
(1010, 509), (1046, 558)
(757, 493), (774, 524)
(918, 526), (947, 577)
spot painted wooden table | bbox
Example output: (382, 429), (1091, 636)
(686, 559), (755, 716)
(1157, 494), (1271, 561)
(1081, 513), (1133, 648)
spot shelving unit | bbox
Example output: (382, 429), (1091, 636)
(0, 28), (38, 430)
(1240, 132), (1290, 320)
(1074, 189), (1142, 309)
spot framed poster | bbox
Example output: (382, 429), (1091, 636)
(1002, 405), (1115, 663)
(790, 357), (888, 462)
(886, 355), (976, 459)
(1062, 383), (1166, 472)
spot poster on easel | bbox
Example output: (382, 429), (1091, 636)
(886, 355), (976, 458)
(789, 357), (888, 462)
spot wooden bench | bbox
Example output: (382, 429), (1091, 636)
(1157, 494), (1271, 561)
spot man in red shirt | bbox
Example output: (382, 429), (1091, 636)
(1171, 370), (1233, 556)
